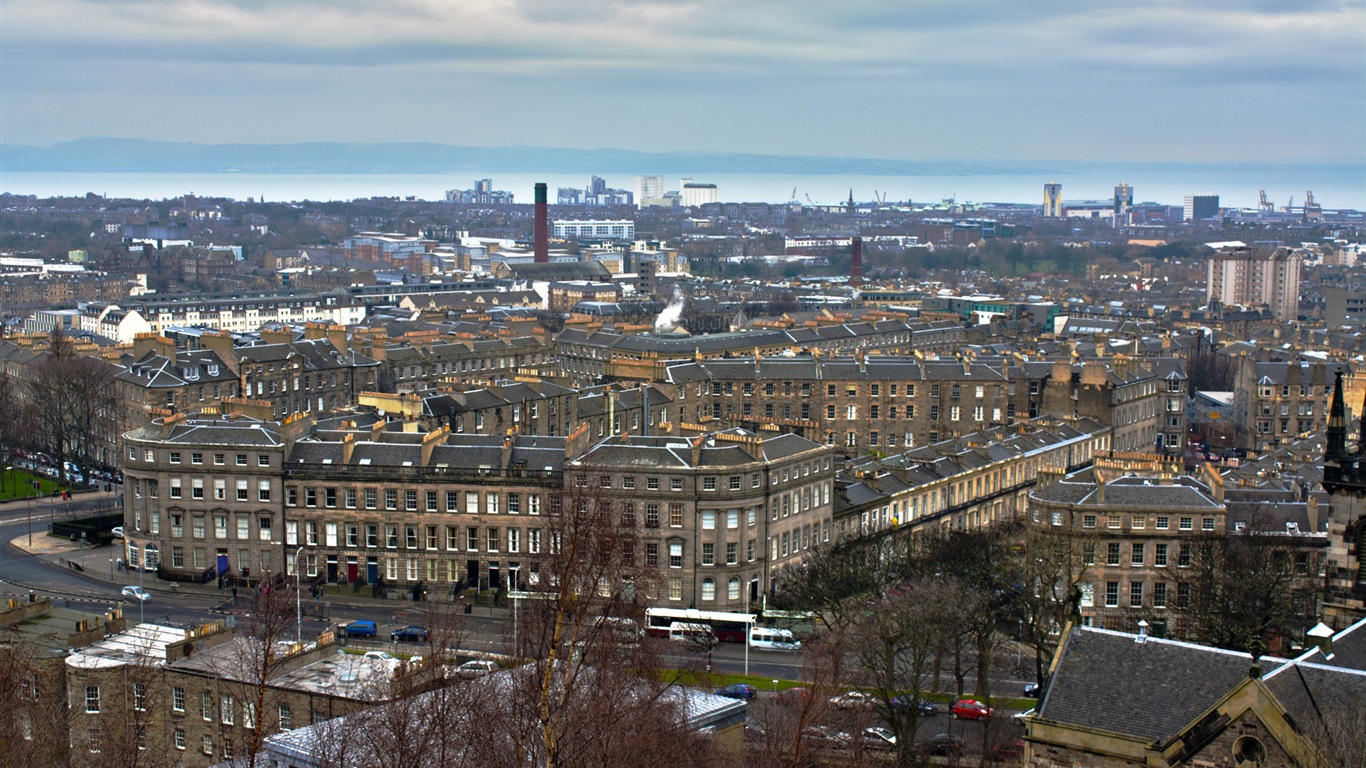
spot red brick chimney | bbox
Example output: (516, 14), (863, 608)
(534, 182), (549, 263)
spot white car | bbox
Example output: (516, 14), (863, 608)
(111, 526), (124, 539)
(121, 585), (151, 602)
(456, 659), (498, 677)
(828, 690), (876, 709)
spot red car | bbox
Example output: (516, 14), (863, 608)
(950, 699), (995, 720)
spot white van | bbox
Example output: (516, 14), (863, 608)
(668, 622), (716, 643)
(749, 627), (801, 651)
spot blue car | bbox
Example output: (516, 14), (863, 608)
(714, 683), (757, 701)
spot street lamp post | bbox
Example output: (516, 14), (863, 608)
(508, 565), (521, 657)
(744, 585), (751, 677)
(294, 547), (306, 645)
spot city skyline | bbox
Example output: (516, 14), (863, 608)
(3, 1), (1363, 165)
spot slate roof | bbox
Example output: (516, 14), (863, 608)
(1029, 474), (1219, 509)
(125, 417), (283, 447)
(1039, 626), (1286, 744)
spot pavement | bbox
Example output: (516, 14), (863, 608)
(2, 491), (513, 620)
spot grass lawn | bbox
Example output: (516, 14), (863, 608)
(663, 669), (1036, 709)
(0, 467), (72, 502)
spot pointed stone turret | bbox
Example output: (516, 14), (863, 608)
(1325, 370), (1348, 484)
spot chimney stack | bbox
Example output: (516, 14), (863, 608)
(534, 182), (549, 263)
(849, 236), (863, 287)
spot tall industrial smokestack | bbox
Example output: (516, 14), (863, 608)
(534, 182), (549, 263)
(849, 236), (863, 287)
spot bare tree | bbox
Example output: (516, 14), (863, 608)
(1004, 522), (1098, 687)
(25, 334), (119, 481)
(1172, 519), (1320, 655)
(0, 631), (71, 765)
(848, 578), (966, 763)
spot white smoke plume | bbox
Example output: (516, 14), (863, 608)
(654, 287), (685, 333)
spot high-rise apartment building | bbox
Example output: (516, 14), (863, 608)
(1044, 182), (1063, 217)
(633, 175), (664, 207)
(1206, 245), (1303, 322)
(1183, 194), (1220, 221)
(1113, 183), (1133, 216)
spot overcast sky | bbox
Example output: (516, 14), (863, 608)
(3, 0), (1363, 164)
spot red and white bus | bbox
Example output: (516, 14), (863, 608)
(644, 608), (755, 644)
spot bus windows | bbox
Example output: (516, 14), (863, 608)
(668, 622), (716, 643)
(749, 627), (801, 651)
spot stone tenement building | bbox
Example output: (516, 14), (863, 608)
(554, 319), (966, 387)
(1233, 357), (1349, 453)
(1038, 358), (1188, 454)
(572, 430), (833, 611)
(64, 621), (408, 767)
(834, 416), (1111, 545)
(655, 355), (1184, 459)
(374, 334), (557, 393)
(1322, 370), (1366, 629)
(1026, 460), (1324, 640)
(119, 414), (831, 610)
(115, 325), (382, 427)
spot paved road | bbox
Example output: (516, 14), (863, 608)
(0, 493), (1036, 709)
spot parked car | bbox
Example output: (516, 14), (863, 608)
(362, 650), (395, 661)
(862, 726), (897, 750)
(1023, 682), (1040, 698)
(121, 585), (150, 602)
(390, 625), (428, 643)
(714, 683), (757, 701)
(921, 733), (965, 756)
(339, 620), (377, 638)
(110, 526), (124, 539)
(950, 698), (994, 720)
(1012, 708), (1035, 724)
(802, 725), (851, 748)
(772, 687), (812, 706)
(828, 690), (876, 709)
(456, 659), (498, 677)
(891, 694), (937, 716)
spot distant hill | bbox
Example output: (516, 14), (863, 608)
(1, 138), (1044, 175)
(1, 138), (1353, 180)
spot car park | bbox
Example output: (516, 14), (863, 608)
(950, 698), (994, 720)
(390, 625), (428, 642)
(714, 683), (757, 701)
(121, 585), (150, 601)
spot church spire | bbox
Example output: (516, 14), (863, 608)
(1326, 369), (1347, 464)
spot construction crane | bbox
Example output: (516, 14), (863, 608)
(788, 187), (799, 207)
(1258, 190), (1275, 213)
(873, 191), (887, 206)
